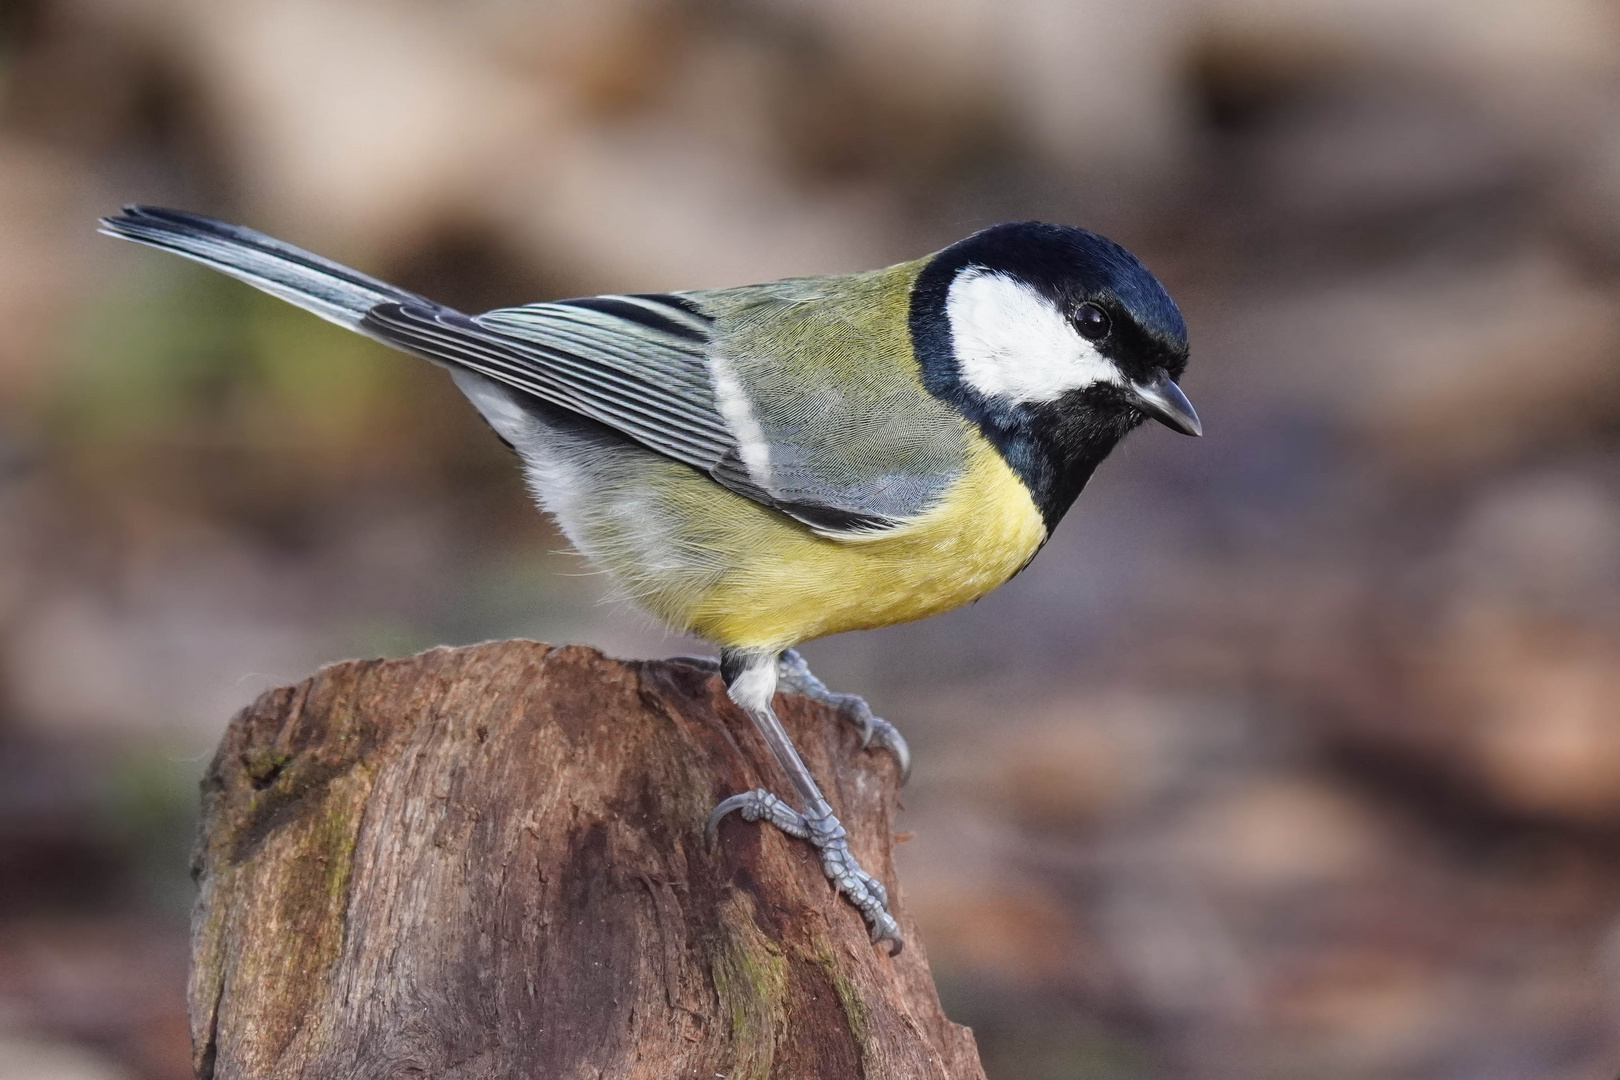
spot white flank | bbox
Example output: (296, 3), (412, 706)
(946, 267), (1120, 403)
(708, 350), (773, 481)
(448, 369), (538, 447)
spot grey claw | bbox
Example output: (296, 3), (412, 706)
(873, 916), (903, 955)
(712, 790), (903, 953)
(775, 651), (912, 784)
(850, 701), (876, 749)
(866, 718), (911, 784)
(706, 792), (753, 844)
(863, 880), (902, 953)
(849, 871), (902, 955)
(838, 698), (910, 783)
(707, 788), (808, 844)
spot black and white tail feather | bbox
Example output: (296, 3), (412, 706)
(98, 205), (440, 333)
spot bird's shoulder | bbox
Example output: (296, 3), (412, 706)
(686, 260), (931, 388)
(677, 260), (973, 533)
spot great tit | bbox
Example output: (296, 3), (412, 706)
(99, 206), (1198, 953)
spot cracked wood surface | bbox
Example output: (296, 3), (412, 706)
(189, 640), (984, 1079)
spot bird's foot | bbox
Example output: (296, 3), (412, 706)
(708, 789), (902, 954)
(776, 650), (911, 783)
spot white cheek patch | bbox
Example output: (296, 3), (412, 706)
(945, 267), (1121, 403)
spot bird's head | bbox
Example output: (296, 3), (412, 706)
(910, 221), (1198, 526)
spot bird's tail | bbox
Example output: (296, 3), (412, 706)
(98, 205), (444, 331)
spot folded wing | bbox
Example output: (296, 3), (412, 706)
(363, 288), (962, 537)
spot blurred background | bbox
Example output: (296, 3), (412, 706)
(4, 0), (1620, 1077)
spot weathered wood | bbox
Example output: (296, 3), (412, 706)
(189, 640), (984, 1079)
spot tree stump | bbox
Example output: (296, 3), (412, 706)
(189, 640), (984, 1079)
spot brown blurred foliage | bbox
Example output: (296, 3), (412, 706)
(4, 1), (1620, 1078)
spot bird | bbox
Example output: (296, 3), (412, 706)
(99, 206), (1198, 953)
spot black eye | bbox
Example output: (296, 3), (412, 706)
(1074, 302), (1111, 342)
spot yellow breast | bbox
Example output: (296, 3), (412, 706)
(680, 432), (1048, 650)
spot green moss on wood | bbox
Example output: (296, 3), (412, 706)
(815, 940), (870, 1051)
(708, 894), (791, 1080)
(216, 762), (371, 1065)
(243, 748), (292, 785)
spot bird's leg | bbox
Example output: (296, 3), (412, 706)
(674, 651), (910, 783)
(707, 648), (902, 954)
(776, 649), (911, 784)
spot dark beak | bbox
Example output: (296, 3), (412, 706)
(1128, 371), (1202, 437)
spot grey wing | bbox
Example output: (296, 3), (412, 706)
(358, 294), (919, 535)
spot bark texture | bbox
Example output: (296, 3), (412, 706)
(189, 640), (984, 1080)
